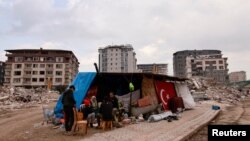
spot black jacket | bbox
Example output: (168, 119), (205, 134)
(62, 89), (76, 107)
(110, 96), (119, 109)
(100, 101), (113, 121)
(82, 106), (94, 119)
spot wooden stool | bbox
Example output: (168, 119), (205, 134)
(72, 108), (88, 135)
(102, 120), (113, 130)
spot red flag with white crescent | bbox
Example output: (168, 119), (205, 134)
(155, 81), (177, 111)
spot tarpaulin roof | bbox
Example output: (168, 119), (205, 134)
(54, 72), (96, 118)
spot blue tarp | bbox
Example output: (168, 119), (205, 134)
(54, 72), (96, 118)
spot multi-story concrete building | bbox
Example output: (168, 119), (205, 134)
(137, 64), (168, 75)
(173, 50), (228, 82)
(0, 61), (5, 85)
(98, 44), (137, 72)
(4, 48), (79, 88)
(229, 71), (246, 83)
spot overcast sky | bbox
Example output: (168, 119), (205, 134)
(0, 0), (250, 79)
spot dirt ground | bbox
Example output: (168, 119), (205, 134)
(1, 99), (250, 141)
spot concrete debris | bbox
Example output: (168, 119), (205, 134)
(0, 86), (59, 112)
(188, 77), (250, 104)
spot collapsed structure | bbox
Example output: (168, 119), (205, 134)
(0, 86), (58, 113)
(189, 77), (250, 104)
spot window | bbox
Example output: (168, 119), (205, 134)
(25, 71), (31, 75)
(33, 71), (38, 75)
(14, 64), (22, 69)
(25, 64), (32, 68)
(15, 57), (23, 62)
(23, 78), (31, 83)
(26, 57), (32, 61)
(39, 78), (44, 82)
(56, 71), (62, 76)
(33, 57), (39, 61)
(33, 64), (38, 68)
(219, 60), (223, 64)
(219, 66), (224, 69)
(14, 71), (21, 76)
(13, 78), (21, 83)
(40, 57), (45, 62)
(46, 64), (53, 68)
(55, 78), (62, 83)
(32, 78), (37, 82)
(47, 57), (54, 62)
(40, 71), (45, 75)
(56, 64), (63, 69)
(56, 57), (63, 62)
(40, 64), (45, 68)
(47, 71), (53, 75)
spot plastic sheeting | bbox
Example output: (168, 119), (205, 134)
(54, 72), (96, 118)
(147, 111), (173, 122)
(174, 83), (196, 109)
(116, 89), (140, 112)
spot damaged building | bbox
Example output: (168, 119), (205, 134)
(173, 50), (229, 83)
(137, 63), (168, 75)
(0, 61), (5, 85)
(4, 48), (79, 89)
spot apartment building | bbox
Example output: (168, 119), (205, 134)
(98, 44), (137, 72)
(0, 61), (5, 85)
(137, 64), (168, 75)
(173, 50), (228, 82)
(4, 48), (79, 88)
(229, 71), (246, 83)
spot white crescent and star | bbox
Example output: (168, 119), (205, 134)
(160, 89), (170, 105)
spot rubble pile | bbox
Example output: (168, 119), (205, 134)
(188, 77), (250, 104)
(0, 86), (59, 112)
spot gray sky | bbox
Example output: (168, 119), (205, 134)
(0, 0), (250, 79)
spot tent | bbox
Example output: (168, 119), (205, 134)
(54, 72), (96, 118)
(54, 72), (191, 118)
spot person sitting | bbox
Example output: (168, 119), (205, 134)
(90, 96), (101, 127)
(109, 92), (119, 124)
(81, 99), (95, 127)
(100, 96), (113, 130)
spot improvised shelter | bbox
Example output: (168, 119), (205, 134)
(54, 72), (195, 118)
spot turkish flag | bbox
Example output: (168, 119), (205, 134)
(155, 81), (177, 111)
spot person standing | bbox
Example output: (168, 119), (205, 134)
(62, 85), (76, 134)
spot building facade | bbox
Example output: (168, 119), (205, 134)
(173, 50), (228, 82)
(137, 64), (168, 75)
(229, 71), (246, 83)
(4, 49), (79, 88)
(0, 61), (5, 85)
(98, 44), (137, 72)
